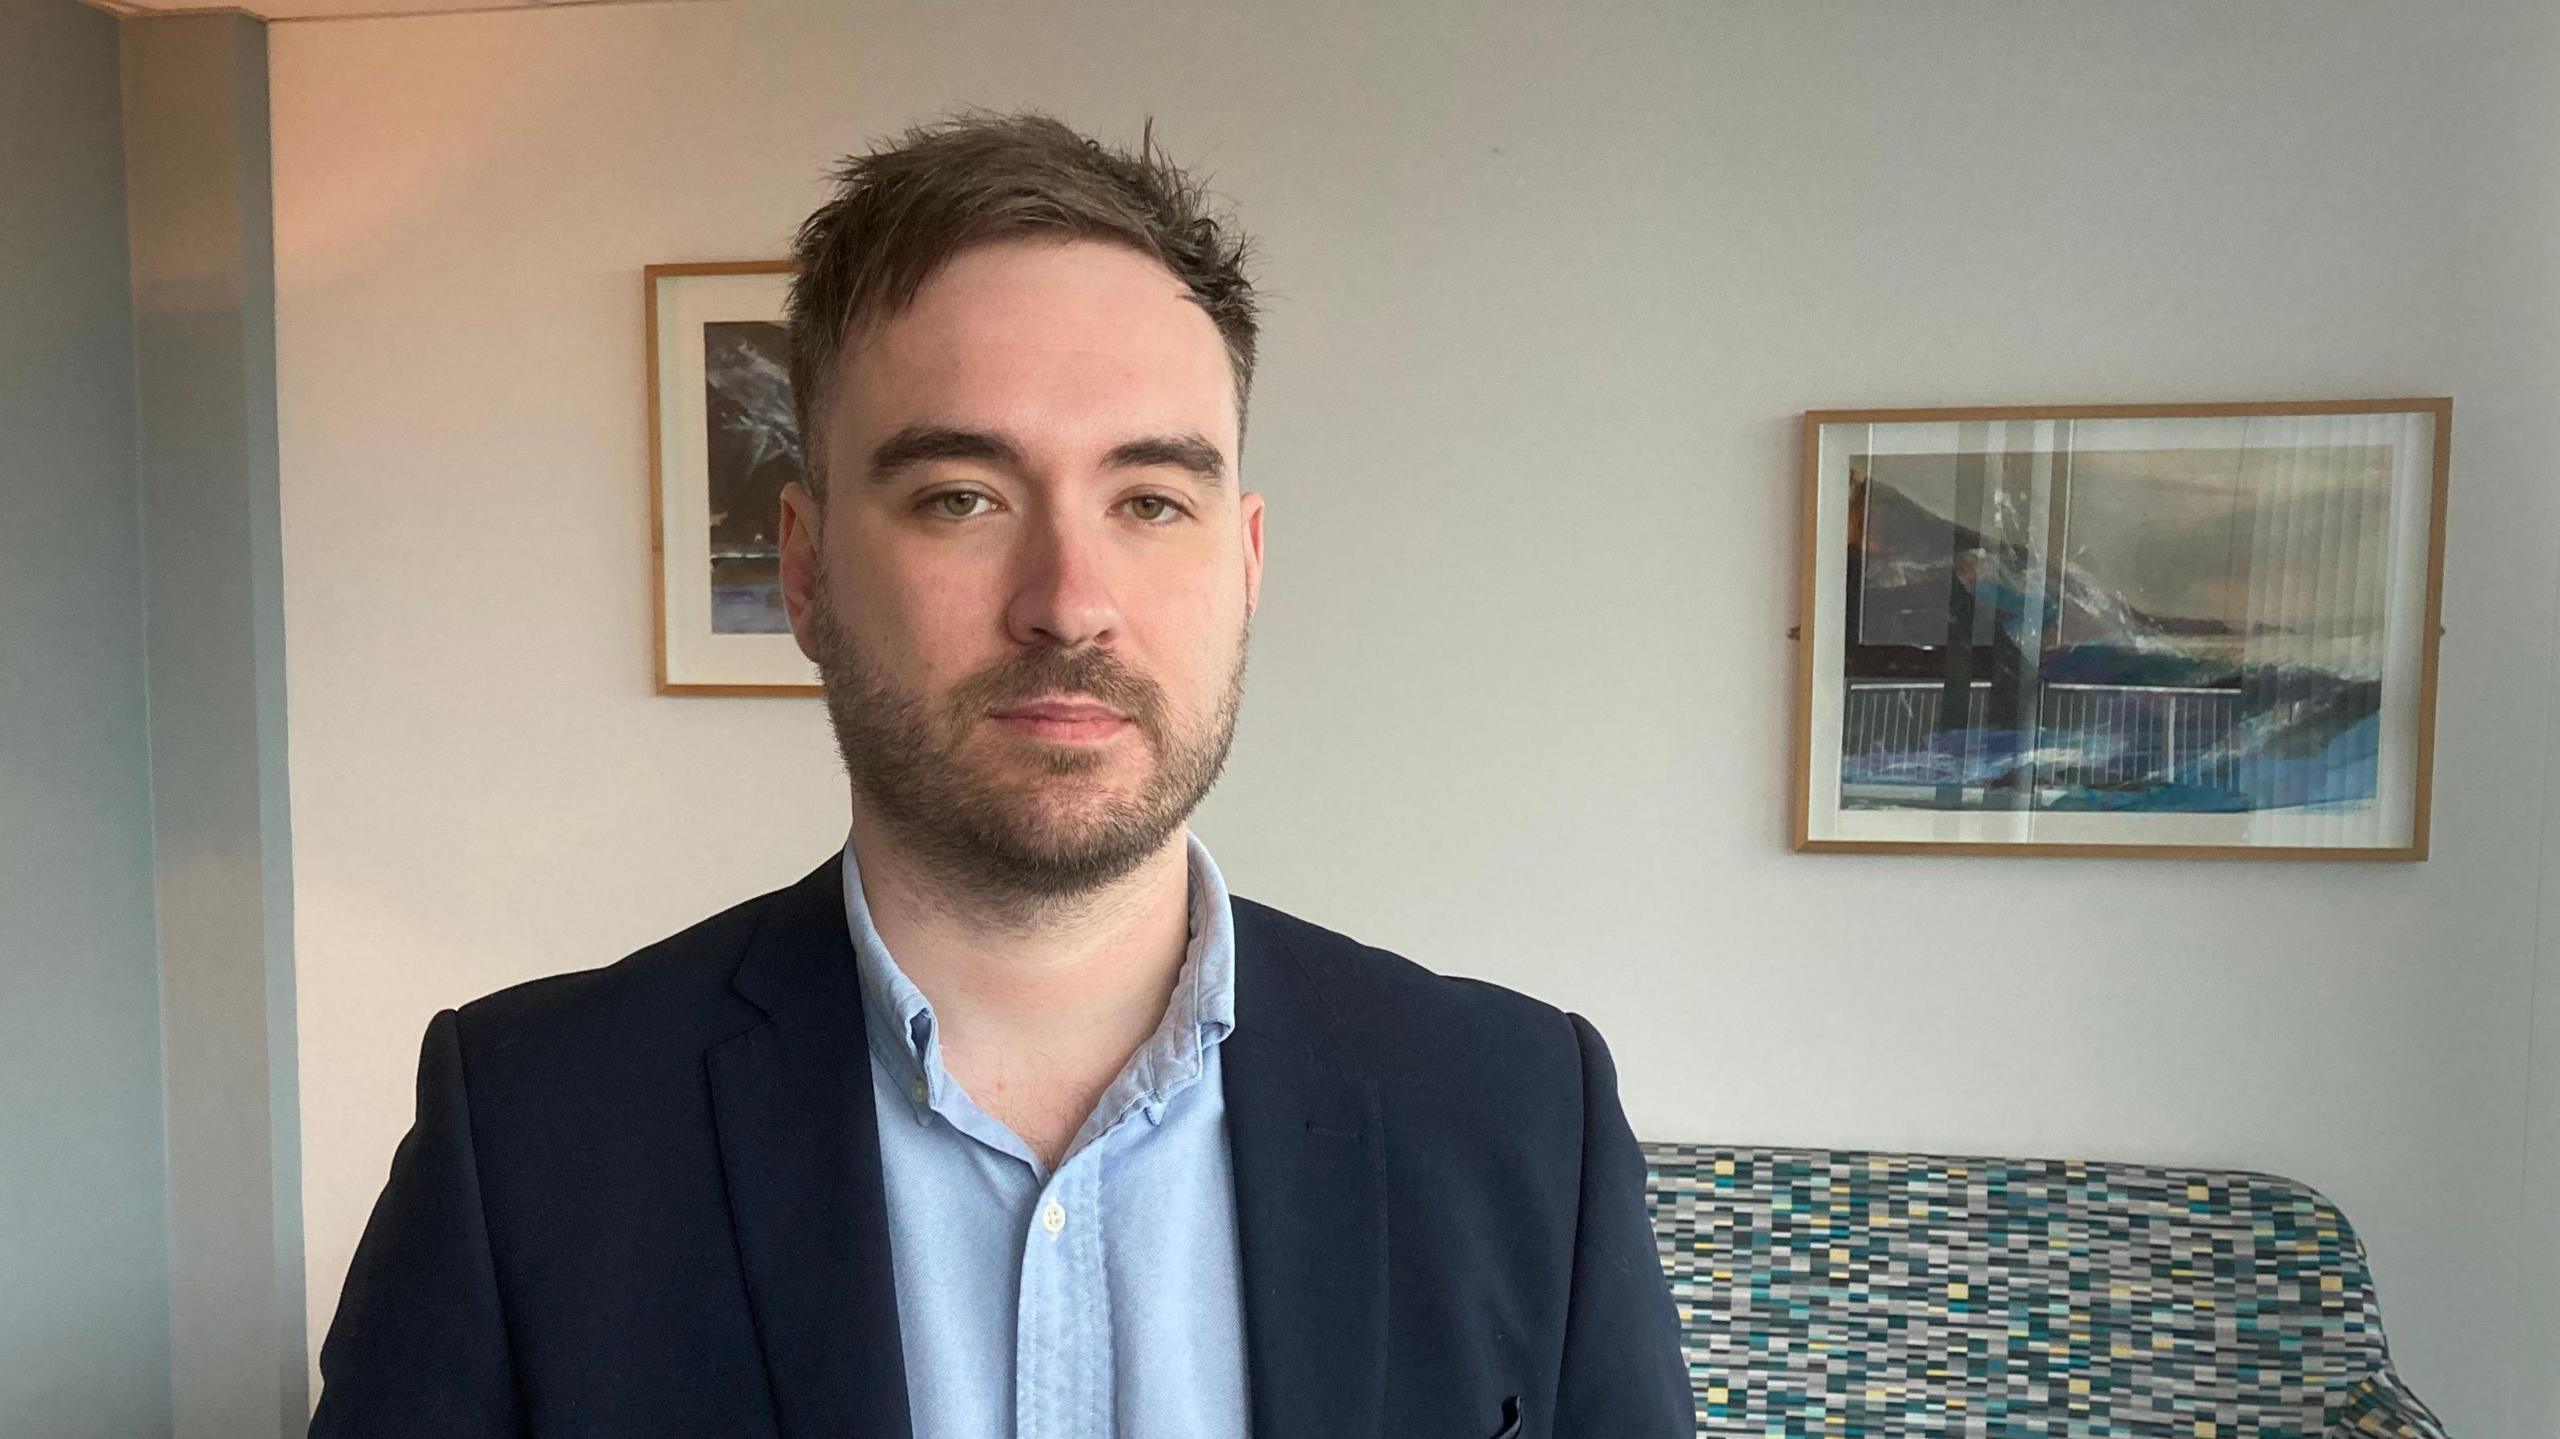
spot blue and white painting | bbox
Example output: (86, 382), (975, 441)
(1839, 443), (2397, 818)
(702, 320), (803, 635)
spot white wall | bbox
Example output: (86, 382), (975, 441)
(270, 3), (2560, 1434)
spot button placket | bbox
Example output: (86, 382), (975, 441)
(1017, 1176), (1060, 1439)
(1066, 1159), (1104, 1438)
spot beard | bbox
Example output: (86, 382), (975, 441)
(803, 564), (1247, 921)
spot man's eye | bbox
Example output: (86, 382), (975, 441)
(921, 489), (992, 519)
(918, 490), (1189, 524)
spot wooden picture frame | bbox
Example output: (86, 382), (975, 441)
(1792, 398), (2451, 860)
(645, 260), (820, 696)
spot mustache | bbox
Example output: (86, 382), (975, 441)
(968, 650), (1159, 723)
(802, 582), (1169, 730)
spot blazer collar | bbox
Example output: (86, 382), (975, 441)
(708, 853), (914, 1439)
(706, 852), (1389, 1439)
(1222, 896), (1390, 1438)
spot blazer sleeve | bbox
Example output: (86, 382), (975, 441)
(308, 1008), (523, 1438)
(1552, 1011), (1694, 1435)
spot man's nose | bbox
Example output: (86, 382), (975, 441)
(1004, 508), (1126, 652)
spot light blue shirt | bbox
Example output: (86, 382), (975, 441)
(841, 829), (1252, 1439)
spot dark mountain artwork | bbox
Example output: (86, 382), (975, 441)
(702, 321), (803, 636)
(1837, 459), (2385, 817)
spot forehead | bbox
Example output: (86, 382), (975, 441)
(831, 237), (1238, 458)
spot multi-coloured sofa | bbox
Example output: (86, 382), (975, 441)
(1640, 1143), (2448, 1437)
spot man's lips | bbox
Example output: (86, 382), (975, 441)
(987, 697), (1133, 745)
(993, 701), (1127, 722)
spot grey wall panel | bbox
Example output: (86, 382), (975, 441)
(0, 0), (173, 1435)
(122, 14), (307, 1439)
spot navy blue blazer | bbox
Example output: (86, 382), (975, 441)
(309, 852), (1692, 1438)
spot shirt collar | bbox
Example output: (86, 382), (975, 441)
(839, 827), (1238, 1127)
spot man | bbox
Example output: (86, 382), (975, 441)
(309, 111), (1690, 1439)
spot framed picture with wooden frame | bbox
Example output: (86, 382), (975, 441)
(1792, 398), (2450, 860)
(645, 259), (821, 695)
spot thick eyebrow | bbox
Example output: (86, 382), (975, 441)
(864, 424), (1226, 489)
(1102, 433), (1227, 488)
(865, 425), (1025, 483)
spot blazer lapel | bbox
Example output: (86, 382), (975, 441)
(1223, 901), (1388, 1439)
(706, 853), (914, 1439)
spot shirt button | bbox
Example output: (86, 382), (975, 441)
(1042, 1201), (1067, 1235)
(911, 1079), (928, 1103)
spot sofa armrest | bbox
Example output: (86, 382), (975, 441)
(2328, 1370), (2450, 1439)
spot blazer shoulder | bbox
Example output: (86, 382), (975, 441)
(1230, 892), (1582, 1095)
(445, 876), (787, 1073)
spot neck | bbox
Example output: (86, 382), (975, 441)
(843, 803), (1195, 1084)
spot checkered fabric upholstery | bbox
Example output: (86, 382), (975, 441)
(1640, 1143), (2448, 1438)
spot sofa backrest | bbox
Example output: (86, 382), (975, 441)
(1639, 1142), (2438, 1437)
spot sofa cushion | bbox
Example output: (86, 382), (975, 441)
(1640, 1143), (2445, 1437)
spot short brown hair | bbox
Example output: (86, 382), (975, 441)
(786, 109), (1259, 498)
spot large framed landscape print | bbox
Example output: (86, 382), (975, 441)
(646, 260), (821, 695)
(1794, 399), (2450, 860)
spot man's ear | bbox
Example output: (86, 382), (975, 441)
(1240, 488), (1265, 621)
(777, 479), (825, 664)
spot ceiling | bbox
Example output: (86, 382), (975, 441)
(83, 0), (712, 21)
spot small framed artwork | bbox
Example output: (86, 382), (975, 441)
(645, 260), (821, 695)
(1793, 398), (2450, 859)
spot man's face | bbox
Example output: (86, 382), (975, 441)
(778, 238), (1264, 911)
